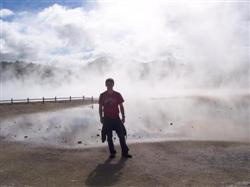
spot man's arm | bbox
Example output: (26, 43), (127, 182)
(119, 103), (125, 123)
(99, 104), (103, 123)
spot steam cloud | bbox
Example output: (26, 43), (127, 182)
(0, 1), (249, 99)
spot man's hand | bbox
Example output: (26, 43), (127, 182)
(100, 117), (104, 124)
(99, 104), (103, 124)
(121, 116), (125, 124)
(119, 103), (125, 124)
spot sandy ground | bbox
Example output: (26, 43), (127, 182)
(0, 140), (249, 187)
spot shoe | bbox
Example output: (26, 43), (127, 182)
(122, 153), (132, 158)
(109, 154), (116, 159)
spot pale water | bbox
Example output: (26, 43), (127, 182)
(0, 96), (249, 148)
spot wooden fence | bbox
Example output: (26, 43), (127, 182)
(0, 96), (96, 104)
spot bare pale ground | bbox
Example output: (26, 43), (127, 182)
(0, 140), (249, 187)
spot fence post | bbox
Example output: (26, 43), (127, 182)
(55, 96), (57, 103)
(27, 98), (29, 104)
(70, 96), (71, 102)
(11, 98), (13, 104)
(83, 96), (85, 101)
(42, 97), (44, 103)
(91, 96), (93, 103)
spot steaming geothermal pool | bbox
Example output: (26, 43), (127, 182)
(0, 96), (249, 148)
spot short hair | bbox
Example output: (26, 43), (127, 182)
(105, 78), (114, 84)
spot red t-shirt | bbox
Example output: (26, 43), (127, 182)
(99, 91), (124, 118)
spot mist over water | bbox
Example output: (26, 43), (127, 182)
(1, 96), (249, 148)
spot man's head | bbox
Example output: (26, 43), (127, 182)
(105, 78), (114, 90)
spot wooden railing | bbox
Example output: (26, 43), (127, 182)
(0, 96), (97, 104)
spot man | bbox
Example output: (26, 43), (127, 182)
(99, 78), (132, 159)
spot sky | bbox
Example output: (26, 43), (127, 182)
(1, 0), (92, 11)
(0, 0), (249, 98)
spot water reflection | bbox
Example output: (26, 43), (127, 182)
(0, 96), (249, 148)
(126, 96), (250, 143)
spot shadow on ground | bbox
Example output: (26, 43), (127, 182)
(85, 157), (127, 186)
